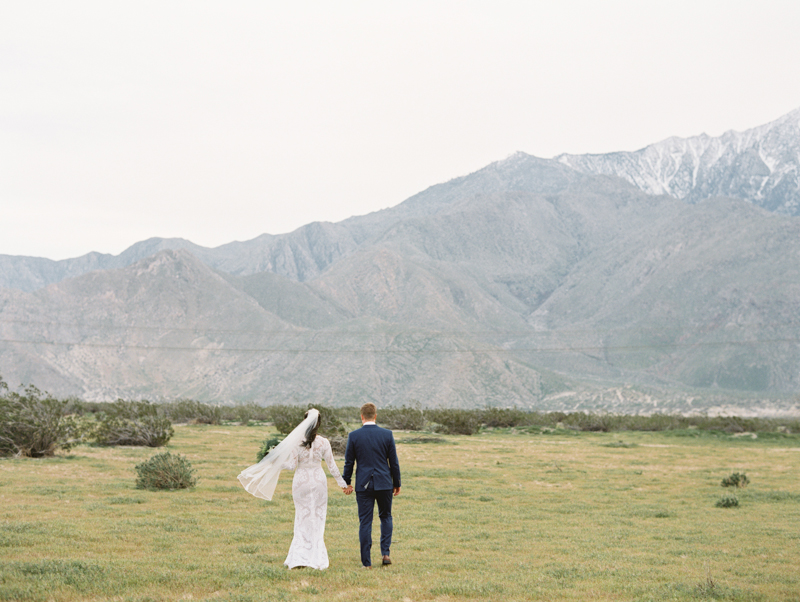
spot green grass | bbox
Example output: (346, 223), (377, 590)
(1, 425), (799, 600)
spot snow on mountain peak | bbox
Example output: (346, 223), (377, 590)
(556, 106), (800, 214)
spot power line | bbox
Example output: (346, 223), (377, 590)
(0, 317), (796, 338)
(0, 336), (797, 354)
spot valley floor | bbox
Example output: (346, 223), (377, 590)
(1, 425), (799, 601)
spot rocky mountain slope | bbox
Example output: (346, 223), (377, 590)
(558, 106), (800, 215)
(4, 105), (798, 293)
(0, 154), (586, 291)
(2, 110), (800, 413)
(0, 250), (556, 407)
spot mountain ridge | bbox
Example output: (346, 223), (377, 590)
(4, 106), (798, 293)
(3, 109), (800, 412)
(557, 106), (800, 214)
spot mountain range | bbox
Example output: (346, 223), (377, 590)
(558, 106), (800, 215)
(2, 107), (800, 415)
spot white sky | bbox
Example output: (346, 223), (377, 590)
(2, 1), (800, 260)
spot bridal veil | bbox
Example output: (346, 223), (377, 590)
(237, 408), (320, 501)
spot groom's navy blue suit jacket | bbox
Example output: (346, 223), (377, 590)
(343, 424), (401, 491)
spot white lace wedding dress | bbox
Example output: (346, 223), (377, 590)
(281, 436), (347, 570)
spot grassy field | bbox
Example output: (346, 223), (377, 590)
(1, 424), (799, 601)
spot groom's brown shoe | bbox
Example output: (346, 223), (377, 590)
(382, 555), (392, 566)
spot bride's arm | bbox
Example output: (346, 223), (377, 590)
(322, 439), (347, 489)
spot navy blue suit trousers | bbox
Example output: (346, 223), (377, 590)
(355, 487), (393, 566)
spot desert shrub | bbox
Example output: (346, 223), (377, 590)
(219, 402), (278, 424)
(715, 494), (739, 508)
(233, 402), (274, 424)
(256, 434), (285, 462)
(721, 472), (750, 488)
(479, 408), (532, 428)
(61, 413), (99, 444)
(328, 435), (348, 456)
(62, 396), (90, 416)
(380, 406), (425, 431)
(426, 409), (481, 435)
(612, 413), (686, 431)
(159, 399), (221, 425)
(334, 406), (362, 423)
(561, 412), (623, 432)
(776, 420), (800, 434)
(720, 417), (758, 433)
(689, 415), (759, 433)
(270, 405), (307, 434)
(0, 379), (74, 458)
(135, 451), (197, 490)
(64, 399), (115, 416)
(271, 404), (348, 438)
(311, 405), (349, 438)
(95, 400), (174, 447)
(216, 405), (238, 422)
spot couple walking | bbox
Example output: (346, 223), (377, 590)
(238, 402), (401, 569)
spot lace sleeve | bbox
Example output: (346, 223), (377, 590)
(322, 439), (347, 488)
(281, 445), (298, 471)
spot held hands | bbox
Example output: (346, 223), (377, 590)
(340, 485), (395, 496)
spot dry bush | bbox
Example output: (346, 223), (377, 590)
(271, 404), (348, 438)
(135, 451), (197, 490)
(0, 377), (74, 457)
(721, 472), (750, 488)
(95, 400), (173, 447)
(425, 409), (481, 435)
(379, 406), (425, 431)
(159, 399), (221, 425)
(328, 435), (348, 456)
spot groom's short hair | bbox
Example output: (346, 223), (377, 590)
(360, 402), (377, 420)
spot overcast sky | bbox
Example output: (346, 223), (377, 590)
(2, 1), (800, 260)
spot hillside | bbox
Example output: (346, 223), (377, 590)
(0, 250), (560, 407)
(558, 106), (800, 215)
(2, 110), (800, 413)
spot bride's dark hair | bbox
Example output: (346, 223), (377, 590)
(302, 410), (321, 449)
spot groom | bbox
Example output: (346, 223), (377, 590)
(342, 402), (401, 568)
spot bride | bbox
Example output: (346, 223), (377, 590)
(237, 409), (350, 570)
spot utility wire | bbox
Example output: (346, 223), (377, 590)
(0, 317), (793, 338)
(0, 336), (797, 354)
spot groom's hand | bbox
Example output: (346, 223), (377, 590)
(393, 487), (401, 497)
(343, 485), (354, 495)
